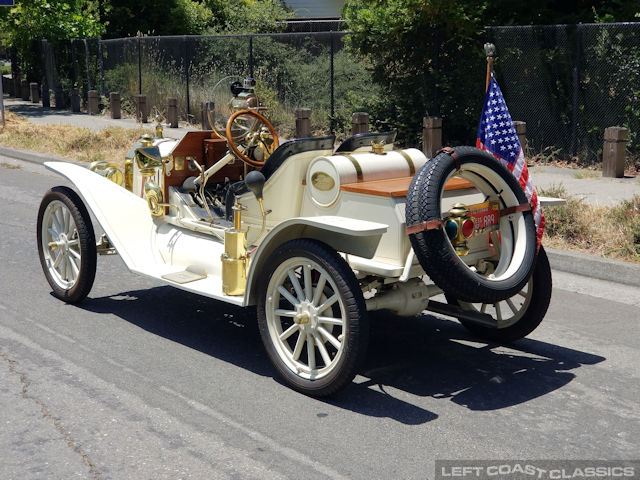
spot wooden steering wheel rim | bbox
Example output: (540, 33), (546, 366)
(225, 109), (279, 168)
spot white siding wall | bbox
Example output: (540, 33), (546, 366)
(284, 0), (344, 18)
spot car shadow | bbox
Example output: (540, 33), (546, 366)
(77, 286), (605, 425)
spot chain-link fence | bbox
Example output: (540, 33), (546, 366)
(487, 23), (640, 164)
(38, 32), (379, 139)
(30, 24), (640, 162)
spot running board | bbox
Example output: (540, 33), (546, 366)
(426, 300), (498, 329)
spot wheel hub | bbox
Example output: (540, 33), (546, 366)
(294, 301), (318, 331)
(49, 232), (70, 252)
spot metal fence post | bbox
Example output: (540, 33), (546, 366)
(571, 24), (583, 157)
(83, 39), (92, 92)
(98, 38), (105, 96)
(184, 36), (190, 120)
(137, 37), (142, 95)
(71, 40), (79, 91)
(602, 126), (627, 178)
(433, 27), (441, 116)
(249, 35), (254, 78)
(330, 32), (335, 135)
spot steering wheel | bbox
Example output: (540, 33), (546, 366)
(225, 110), (279, 168)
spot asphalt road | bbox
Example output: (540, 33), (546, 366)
(1, 155), (639, 480)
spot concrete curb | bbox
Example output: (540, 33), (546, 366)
(2, 143), (639, 288)
(0, 145), (84, 166)
(546, 247), (640, 288)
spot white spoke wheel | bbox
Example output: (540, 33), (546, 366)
(37, 187), (96, 303)
(257, 239), (368, 397)
(447, 246), (552, 342)
(406, 146), (537, 303)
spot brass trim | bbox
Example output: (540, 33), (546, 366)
(398, 150), (416, 176)
(344, 154), (363, 182)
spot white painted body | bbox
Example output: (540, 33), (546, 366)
(45, 161), (390, 307)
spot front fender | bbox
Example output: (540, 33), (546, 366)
(244, 216), (387, 305)
(44, 161), (160, 272)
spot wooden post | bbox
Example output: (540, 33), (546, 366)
(167, 97), (178, 128)
(135, 94), (148, 123)
(87, 90), (99, 115)
(109, 92), (121, 119)
(42, 84), (50, 108)
(602, 126), (628, 178)
(29, 82), (40, 103)
(422, 116), (442, 158)
(295, 108), (311, 138)
(21, 80), (30, 101)
(201, 101), (214, 130)
(54, 88), (65, 109)
(70, 88), (81, 112)
(351, 112), (369, 135)
(513, 121), (527, 153)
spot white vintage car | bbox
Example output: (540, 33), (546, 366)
(37, 92), (552, 396)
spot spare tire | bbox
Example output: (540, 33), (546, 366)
(406, 146), (537, 303)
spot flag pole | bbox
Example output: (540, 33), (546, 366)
(484, 43), (496, 93)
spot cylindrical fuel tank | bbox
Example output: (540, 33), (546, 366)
(306, 148), (428, 207)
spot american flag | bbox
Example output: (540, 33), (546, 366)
(476, 76), (545, 249)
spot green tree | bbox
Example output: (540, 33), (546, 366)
(103, 0), (214, 38)
(203, 0), (291, 34)
(342, 0), (485, 146)
(481, 0), (640, 26)
(101, 0), (290, 38)
(1, 0), (105, 80)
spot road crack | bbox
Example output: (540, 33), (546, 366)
(1, 353), (101, 479)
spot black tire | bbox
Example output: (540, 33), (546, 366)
(37, 186), (97, 303)
(406, 146), (537, 303)
(447, 246), (552, 343)
(257, 239), (369, 397)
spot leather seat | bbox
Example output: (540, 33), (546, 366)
(225, 135), (335, 220)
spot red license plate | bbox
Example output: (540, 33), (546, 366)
(468, 201), (500, 232)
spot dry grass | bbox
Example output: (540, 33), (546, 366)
(0, 111), (152, 168)
(540, 185), (640, 263)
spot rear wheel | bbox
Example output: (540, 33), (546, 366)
(257, 239), (369, 397)
(447, 246), (552, 342)
(406, 146), (537, 303)
(37, 186), (96, 303)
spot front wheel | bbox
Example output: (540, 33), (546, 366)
(37, 186), (97, 303)
(257, 239), (369, 397)
(446, 245), (552, 343)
